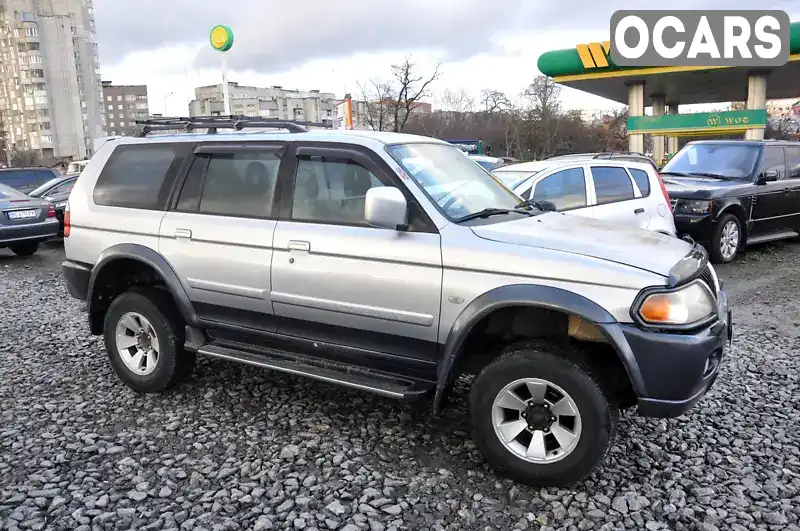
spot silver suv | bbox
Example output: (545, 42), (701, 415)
(62, 117), (732, 487)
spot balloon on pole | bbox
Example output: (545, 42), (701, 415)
(209, 25), (234, 115)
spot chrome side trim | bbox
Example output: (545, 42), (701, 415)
(271, 291), (435, 327)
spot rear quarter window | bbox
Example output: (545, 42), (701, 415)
(93, 143), (191, 209)
(628, 168), (651, 196)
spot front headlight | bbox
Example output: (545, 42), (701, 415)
(637, 281), (715, 326)
(674, 199), (711, 215)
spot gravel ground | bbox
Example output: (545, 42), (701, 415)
(1, 241), (799, 531)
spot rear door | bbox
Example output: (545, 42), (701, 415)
(159, 143), (285, 331)
(524, 166), (593, 220)
(586, 165), (646, 229)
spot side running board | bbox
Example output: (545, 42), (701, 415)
(197, 341), (433, 400)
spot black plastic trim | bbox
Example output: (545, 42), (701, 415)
(62, 260), (92, 300)
(629, 279), (717, 333)
(433, 284), (622, 413)
(667, 243), (708, 287)
(87, 244), (198, 327)
(194, 143), (288, 155)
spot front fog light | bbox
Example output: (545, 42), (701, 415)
(638, 282), (715, 326)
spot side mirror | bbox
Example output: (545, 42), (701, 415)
(538, 200), (557, 212)
(365, 187), (408, 230)
(759, 170), (779, 184)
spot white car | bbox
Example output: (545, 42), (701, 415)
(493, 159), (677, 236)
(468, 155), (506, 171)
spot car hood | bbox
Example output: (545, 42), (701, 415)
(470, 212), (693, 277)
(661, 175), (751, 198)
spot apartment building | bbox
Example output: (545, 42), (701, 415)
(0, 0), (104, 161)
(102, 81), (148, 136)
(189, 82), (338, 125)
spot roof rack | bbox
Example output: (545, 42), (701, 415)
(133, 116), (332, 137)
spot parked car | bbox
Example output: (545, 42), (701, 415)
(662, 140), (800, 264)
(0, 183), (59, 256)
(62, 117), (730, 487)
(28, 174), (78, 236)
(469, 155), (506, 171)
(0, 167), (62, 195)
(67, 160), (90, 175)
(493, 159), (676, 235)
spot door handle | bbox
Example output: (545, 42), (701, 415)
(634, 208), (645, 214)
(288, 240), (310, 251)
(174, 228), (192, 239)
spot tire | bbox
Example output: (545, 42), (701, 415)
(10, 242), (39, 256)
(469, 341), (618, 487)
(103, 288), (195, 392)
(709, 213), (742, 264)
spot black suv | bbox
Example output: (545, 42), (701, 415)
(662, 140), (800, 264)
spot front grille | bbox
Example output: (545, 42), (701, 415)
(698, 265), (717, 298)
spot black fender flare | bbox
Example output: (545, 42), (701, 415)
(432, 284), (647, 413)
(87, 243), (198, 327)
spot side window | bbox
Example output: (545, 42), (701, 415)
(628, 168), (651, 196)
(762, 146), (787, 180)
(787, 147), (800, 179)
(35, 170), (57, 185)
(175, 156), (208, 212)
(94, 144), (189, 209)
(50, 179), (76, 195)
(292, 154), (385, 224)
(198, 151), (281, 218)
(532, 168), (587, 211)
(591, 166), (635, 205)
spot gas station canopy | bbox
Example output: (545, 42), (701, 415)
(537, 22), (800, 107)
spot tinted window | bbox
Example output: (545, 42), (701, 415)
(0, 170), (39, 191)
(292, 155), (384, 224)
(591, 166), (635, 205)
(198, 151), (280, 218)
(761, 146), (786, 180)
(629, 168), (651, 196)
(175, 156), (207, 212)
(533, 168), (587, 211)
(48, 178), (76, 195)
(787, 147), (800, 179)
(35, 169), (57, 185)
(94, 144), (189, 209)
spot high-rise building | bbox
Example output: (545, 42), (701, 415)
(0, 0), (105, 162)
(102, 81), (148, 136)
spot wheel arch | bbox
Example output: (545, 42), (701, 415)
(433, 284), (647, 414)
(87, 243), (197, 334)
(715, 202), (749, 244)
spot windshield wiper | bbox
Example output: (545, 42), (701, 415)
(688, 172), (730, 180)
(660, 171), (689, 177)
(454, 208), (531, 223)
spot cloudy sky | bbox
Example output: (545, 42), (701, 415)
(94, 0), (800, 116)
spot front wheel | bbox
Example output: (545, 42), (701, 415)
(469, 341), (618, 487)
(710, 213), (742, 264)
(10, 242), (39, 256)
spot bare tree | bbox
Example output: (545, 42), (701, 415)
(439, 89), (475, 114)
(10, 149), (42, 167)
(480, 89), (511, 114)
(522, 75), (563, 158)
(389, 56), (441, 133)
(357, 79), (394, 131)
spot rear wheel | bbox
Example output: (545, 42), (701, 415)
(469, 341), (618, 487)
(710, 213), (742, 264)
(10, 242), (39, 256)
(103, 288), (195, 392)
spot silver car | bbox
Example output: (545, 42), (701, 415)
(0, 183), (59, 256)
(61, 118), (731, 487)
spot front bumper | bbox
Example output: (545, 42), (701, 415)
(0, 218), (59, 246)
(606, 290), (731, 418)
(674, 213), (714, 245)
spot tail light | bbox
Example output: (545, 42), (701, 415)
(46, 203), (56, 218)
(64, 209), (71, 237)
(656, 172), (672, 212)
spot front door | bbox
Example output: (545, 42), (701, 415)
(750, 146), (788, 236)
(159, 143), (284, 330)
(270, 144), (443, 362)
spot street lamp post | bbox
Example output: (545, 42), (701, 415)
(163, 91), (175, 116)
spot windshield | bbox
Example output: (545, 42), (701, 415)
(493, 170), (539, 188)
(386, 143), (522, 220)
(661, 144), (760, 179)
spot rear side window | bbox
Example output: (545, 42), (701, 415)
(787, 147), (800, 179)
(591, 166), (635, 205)
(94, 144), (190, 209)
(199, 151), (281, 218)
(628, 168), (651, 196)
